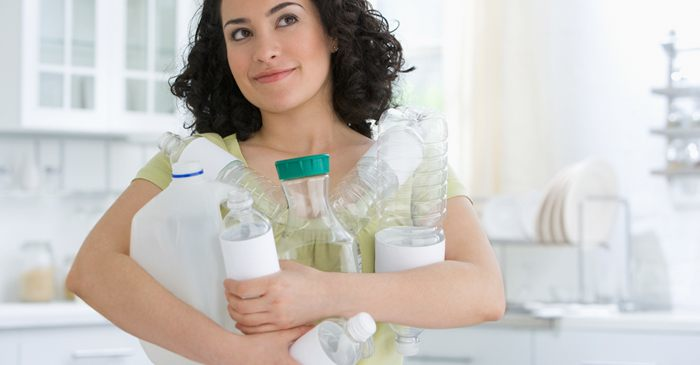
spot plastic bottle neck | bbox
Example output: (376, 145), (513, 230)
(281, 174), (337, 229)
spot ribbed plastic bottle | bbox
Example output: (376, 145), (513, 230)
(374, 226), (446, 356)
(275, 154), (360, 273)
(219, 186), (280, 281)
(158, 132), (287, 235)
(375, 109), (426, 228)
(402, 107), (449, 227)
(290, 312), (377, 365)
(130, 161), (230, 365)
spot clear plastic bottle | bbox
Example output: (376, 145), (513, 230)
(374, 226), (446, 356)
(219, 186), (280, 281)
(159, 132), (287, 234)
(290, 312), (377, 365)
(404, 107), (449, 227)
(375, 109), (425, 228)
(275, 154), (360, 273)
(330, 144), (398, 236)
(130, 161), (230, 365)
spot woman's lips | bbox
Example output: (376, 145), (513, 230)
(254, 68), (295, 84)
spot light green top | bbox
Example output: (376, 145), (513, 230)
(134, 133), (469, 365)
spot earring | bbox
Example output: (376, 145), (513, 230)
(332, 45), (339, 53)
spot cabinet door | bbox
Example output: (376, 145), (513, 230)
(22, 0), (100, 129)
(404, 327), (532, 365)
(0, 332), (20, 365)
(20, 325), (151, 365)
(534, 330), (700, 365)
(111, 0), (196, 132)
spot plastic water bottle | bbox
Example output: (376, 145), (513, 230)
(290, 312), (377, 365)
(374, 226), (446, 356)
(275, 154), (360, 273)
(219, 186), (280, 281)
(330, 144), (398, 236)
(375, 109), (425, 228)
(159, 132), (287, 235)
(130, 161), (230, 365)
(401, 107), (449, 227)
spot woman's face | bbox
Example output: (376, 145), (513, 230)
(220, 0), (334, 114)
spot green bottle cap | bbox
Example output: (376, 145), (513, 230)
(275, 154), (330, 181)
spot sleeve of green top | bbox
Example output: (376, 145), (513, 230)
(446, 164), (469, 200)
(132, 133), (230, 191)
(133, 151), (172, 190)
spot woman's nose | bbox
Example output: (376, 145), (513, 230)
(254, 34), (280, 63)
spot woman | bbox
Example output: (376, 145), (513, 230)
(67, 0), (505, 363)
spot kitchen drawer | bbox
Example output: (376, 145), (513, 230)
(404, 326), (532, 365)
(534, 329), (700, 365)
(19, 325), (151, 365)
(0, 332), (20, 365)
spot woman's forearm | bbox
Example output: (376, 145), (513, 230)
(326, 260), (505, 328)
(67, 249), (239, 365)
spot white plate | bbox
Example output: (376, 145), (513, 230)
(562, 159), (618, 245)
(536, 169), (569, 244)
(550, 168), (575, 244)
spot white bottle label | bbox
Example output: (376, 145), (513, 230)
(289, 324), (337, 365)
(220, 228), (280, 281)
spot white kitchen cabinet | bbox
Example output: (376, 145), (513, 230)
(0, 332), (20, 365)
(17, 325), (151, 365)
(0, 0), (196, 134)
(405, 326), (533, 365)
(534, 329), (700, 365)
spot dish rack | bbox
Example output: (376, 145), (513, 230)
(484, 195), (634, 313)
(651, 31), (700, 208)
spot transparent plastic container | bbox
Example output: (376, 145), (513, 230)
(219, 186), (280, 280)
(159, 132), (287, 235)
(130, 161), (231, 365)
(374, 226), (446, 356)
(275, 154), (360, 273)
(330, 144), (398, 235)
(375, 110), (425, 228)
(290, 312), (377, 365)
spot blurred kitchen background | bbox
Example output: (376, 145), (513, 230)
(1, 0), (700, 364)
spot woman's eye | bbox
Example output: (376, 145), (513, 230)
(232, 28), (251, 41)
(278, 14), (298, 27)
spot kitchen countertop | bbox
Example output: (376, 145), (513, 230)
(2, 301), (700, 334)
(0, 301), (110, 330)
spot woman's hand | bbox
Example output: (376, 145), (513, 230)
(227, 326), (311, 365)
(224, 260), (333, 334)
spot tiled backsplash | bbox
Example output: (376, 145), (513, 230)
(0, 133), (159, 302)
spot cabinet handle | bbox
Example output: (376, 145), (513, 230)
(71, 347), (135, 359)
(409, 355), (474, 363)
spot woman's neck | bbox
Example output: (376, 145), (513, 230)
(255, 103), (355, 156)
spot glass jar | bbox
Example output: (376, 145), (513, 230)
(19, 241), (55, 302)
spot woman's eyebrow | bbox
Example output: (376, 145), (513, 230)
(223, 2), (304, 28)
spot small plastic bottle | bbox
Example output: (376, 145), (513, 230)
(219, 186), (280, 280)
(275, 154), (361, 273)
(374, 226), (446, 356)
(290, 312), (377, 365)
(159, 132), (287, 234)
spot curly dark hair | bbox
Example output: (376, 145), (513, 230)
(170, 0), (413, 140)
